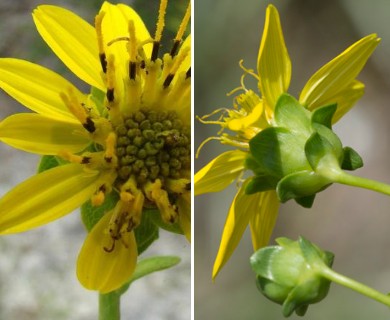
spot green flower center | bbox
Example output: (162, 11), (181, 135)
(114, 108), (190, 184)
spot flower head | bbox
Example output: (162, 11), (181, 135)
(0, 0), (191, 293)
(195, 4), (379, 279)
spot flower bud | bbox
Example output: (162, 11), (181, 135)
(246, 94), (363, 208)
(250, 237), (334, 317)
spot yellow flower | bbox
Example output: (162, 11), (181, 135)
(0, 0), (191, 293)
(195, 4), (379, 279)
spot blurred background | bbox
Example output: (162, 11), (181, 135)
(0, 0), (190, 319)
(195, 0), (390, 319)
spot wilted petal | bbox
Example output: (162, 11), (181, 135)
(257, 5), (291, 110)
(0, 58), (82, 123)
(212, 180), (263, 279)
(77, 209), (137, 293)
(249, 190), (279, 251)
(300, 34), (380, 109)
(0, 113), (90, 155)
(195, 150), (247, 196)
(0, 164), (100, 234)
(33, 5), (104, 90)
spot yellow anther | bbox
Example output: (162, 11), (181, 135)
(95, 11), (106, 54)
(58, 150), (85, 164)
(166, 178), (190, 194)
(155, 0), (168, 42)
(145, 179), (177, 223)
(174, 1), (191, 42)
(60, 89), (93, 131)
(120, 191), (134, 203)
(104, 132), (117, 162)
(91, 190), (105, 206)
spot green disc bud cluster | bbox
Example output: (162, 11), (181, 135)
(250, 237), (334, 317)
(115, 109), (190, 183)
(245, 94), (363, 207)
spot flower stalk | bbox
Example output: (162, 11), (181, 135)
(99, 291), (120, 320)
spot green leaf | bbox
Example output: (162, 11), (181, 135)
(274, 94), (312, 133)
(118, 255), (181, 296)
(37, 155), (60, 173)
(311, 103), (337, 129)
(341, 146), (364, 170)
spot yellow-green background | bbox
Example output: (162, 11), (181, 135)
(195, 0), (390, 319)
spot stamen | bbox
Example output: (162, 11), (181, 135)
(104, 132), (117, 163)
(127, 20), (138, 80)
(185, 68), (191, 79)
(166, 178), (190, 194)
(58, 150), (85, 164)
(95, 11), (107, 73)
(60, 89), (96, 133)
(145, 179), (177, 224)
(171, 1), (191, 57)
(195, 136), (221, 158)
(152, 0), (168, 60)
(106, 55), (116, 103)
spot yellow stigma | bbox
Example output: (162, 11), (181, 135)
(174, 1), (191, 42)
(155, 0), (168, 42)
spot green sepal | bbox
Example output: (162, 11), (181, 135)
(341, 146), (364, 170)
(311, 103), (337, 129)
(304, 131), (340, 171)
(90, 86), (106, 115)
(249, 127), (287, 178)
(294, 194), (316, 208)
(134, 210), (159, 255)
(245, 175), (278, 194)
(274, 94), (312, 133)
(117, 255), (181, 296)
(37, 155), (61, 173)
(81, 191), (119, 232)
(147, 208), (184, 235)
(276, 170), (331, 203)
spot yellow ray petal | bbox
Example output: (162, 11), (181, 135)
(0, 113), (90, 155)
(177, 192), (191, 242)
(257, 5), (291, 110)
(77, 209), (137, 293)
(212, 180), (263, 279)
(300, 34), (380, 108)
(306, 80), (365, 124)
(0, 58), (82, 123)
(33, 5), (104, 90)
(195, 150), (247, 196)
(249, 190), (279, 251)
(0, 164), (100, 234)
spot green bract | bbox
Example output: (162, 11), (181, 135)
(246, 94), (363, 207)
(250, 237), (334, 317)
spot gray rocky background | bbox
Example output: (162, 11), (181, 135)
(0, 1), (190, 319)
(195, 0), (390, 319)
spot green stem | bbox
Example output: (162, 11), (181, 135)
(99, 291), (120, 320)
(319, 267), (390, 307)
(333, 171), (390, 196)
